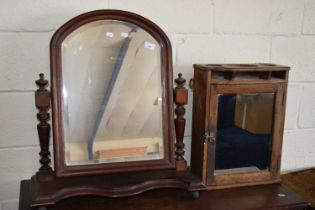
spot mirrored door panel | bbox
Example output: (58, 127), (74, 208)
(61, 20), (164, 166)
(214, 93), (274, 175)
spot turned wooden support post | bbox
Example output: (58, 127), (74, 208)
(35, 73), (53, 179)
(174, 73), (188, 171)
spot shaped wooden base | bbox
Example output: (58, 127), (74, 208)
(30, 170), (203, 207)
(21, 181), (310, 210)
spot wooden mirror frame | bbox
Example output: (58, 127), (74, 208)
(51, 10), (175, 178)
(29, 10), (196, 207)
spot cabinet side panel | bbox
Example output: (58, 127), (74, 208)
(191, 68), (210, 180)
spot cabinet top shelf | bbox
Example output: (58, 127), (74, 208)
(193, 63), (290, 72)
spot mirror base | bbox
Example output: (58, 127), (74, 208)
(29, 170), (201, 207)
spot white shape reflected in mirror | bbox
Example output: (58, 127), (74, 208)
(121, 32), (128, 38)
(106, 31), (114, 37)
(61, 20), (164, 166)
(144, 41), (155, 50)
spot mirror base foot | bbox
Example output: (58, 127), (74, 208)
(190, 191), (199, 199)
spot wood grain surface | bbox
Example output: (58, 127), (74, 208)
(20, 180), (310, 210)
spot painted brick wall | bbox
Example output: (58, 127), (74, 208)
(0, 0), (314, 209)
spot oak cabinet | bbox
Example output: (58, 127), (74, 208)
(191, 63), (290, 189)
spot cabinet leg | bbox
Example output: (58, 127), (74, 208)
(191, 191), (199, 199)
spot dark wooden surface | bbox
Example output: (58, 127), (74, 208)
(282, 169), (315, 208)
(20, 180), (310, 210)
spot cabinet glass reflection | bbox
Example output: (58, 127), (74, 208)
(215, 93), (274, 175)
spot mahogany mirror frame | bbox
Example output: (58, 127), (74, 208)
(50, 10), (176, 177)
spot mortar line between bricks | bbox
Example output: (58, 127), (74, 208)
(0, 90), (35, 93)
(1, 199), (19, 203)
(300, 33), (315, 36)
(0, 144), (53, 151)
(289, 81), (315, 84)
(284, 127), (315, 132)
(0, 29), (56, 33)
(212, 31), (304, 37)
(173, 32), (315, 38)
(0, 145), (40, 151)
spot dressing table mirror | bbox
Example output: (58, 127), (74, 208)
(30, 10), (196, 208)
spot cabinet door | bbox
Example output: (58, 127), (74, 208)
(206, 84), (286, 186)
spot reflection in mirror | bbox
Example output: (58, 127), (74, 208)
(215, 93), (274, 175)
(61, 20), (164, 166)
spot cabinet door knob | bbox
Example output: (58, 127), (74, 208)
(204, 132), (216, 143)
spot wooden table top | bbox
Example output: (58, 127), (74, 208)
(19, 180), (310, 210)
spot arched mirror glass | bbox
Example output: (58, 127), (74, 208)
(61, 20), (164, 166)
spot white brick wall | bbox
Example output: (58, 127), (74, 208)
(214, 0), (304, 35)
(0, 0), (314, 209)
(298, 84), (315, 128)
(176, 35), (270, 65)
(1, 200), (18, 210)
(303, 0), (315, 34)
(109, 0), (213, 33)
(0, 147), (39, 201)
(271, 36), (315, 81)
(0, 33), (51, 91)
(282, 129), (315, 171)
(284, 84), (303, 129)
(0, 0), (109, 31)
(0, 93), (37, 147)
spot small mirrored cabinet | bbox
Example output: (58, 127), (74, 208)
(30, 10), (198, 208)
(190, 64), (290, 189)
